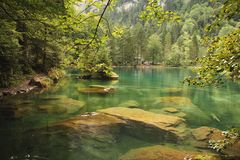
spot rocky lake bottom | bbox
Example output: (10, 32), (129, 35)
(0, 67), (240, 160)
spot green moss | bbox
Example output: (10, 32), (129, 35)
(48, 68), (65, 83)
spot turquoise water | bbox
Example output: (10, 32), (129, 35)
(0, 67), (240, 160)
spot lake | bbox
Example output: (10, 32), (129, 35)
(0, 67), (240, 160)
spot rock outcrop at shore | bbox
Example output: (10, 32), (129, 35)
(29, 75), (53, 88)
(0, 74), (57, 97)
(77, 71), (119, 80)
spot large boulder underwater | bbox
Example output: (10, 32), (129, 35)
(119, 145), (221, 160)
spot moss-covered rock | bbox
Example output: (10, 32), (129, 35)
(37, 97), (85, 114)
(189, 126), (240, 158)
(118, 100), (140, 108)
(48, 113), (126, 160)
(47, 68), (65, 83)
(163, 107), (179, 113)
(149, 109), (187, 118)
(192, 126), (222, 142)
(98, 107), (188, 141)
(119, 145), (221, 160)
(107, 71), (119, 80)
(91, 71), (119, 80)
(78, 86), (116, 94)
(29, 76), (53, 88)
(38, 104), (67, 114)
(160, 88), (186, 94)
(0, 100), (33, 119)
(78, 71), (119, 81)
(152, 96), (210, 124)
(153, 96), (193, 106)
(89, 85), (108, 89)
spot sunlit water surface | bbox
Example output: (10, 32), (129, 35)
(0, 67), (240, 160)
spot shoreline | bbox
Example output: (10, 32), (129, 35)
(0, 74), (52, 99)
(113, 65), (196, 69)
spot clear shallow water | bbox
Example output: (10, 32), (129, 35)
(0, 67), (240, 160)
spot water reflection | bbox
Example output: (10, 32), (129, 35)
(0, 67), (239, 160)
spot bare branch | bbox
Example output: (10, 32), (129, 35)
(83, 0), (112, 51)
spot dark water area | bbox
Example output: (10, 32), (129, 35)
(0, 67), (239, 160)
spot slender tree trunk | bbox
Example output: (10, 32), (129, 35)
(16, 21), (29, 66)
(43, 24), (47, 67)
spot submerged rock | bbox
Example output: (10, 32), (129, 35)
(89, 85), (109, 89)
(38, 104), (67, 114)
(119, 145), (221, 160)
(118, 100), (140, 108)
(149, 109), (186, 118)
(190, 126), (224, 149)
(37, 97), (85, 114)
(152, 96), (210, 124)
(192, 126), (222, 141)
(0, 102), (33, 119)
(49, 113), (126, 160)
(190, 126), (240, 158)
(56, 112), (126, 131)
(0, 106), (31, 119)
(161, 88), (186, 94)
(78, 86), (116, 94)
(163, 107), (179, 113)
(153, 96), (193, 106)
(177, 112), (187, 118)
(40, 95), (68, 101)
(98, 107), (188, 141)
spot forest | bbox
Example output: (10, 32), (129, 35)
(0, 0), (239, 160)
(0, 0), (239, 87)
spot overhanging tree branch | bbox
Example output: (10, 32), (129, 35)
(83, 0), (112, 51)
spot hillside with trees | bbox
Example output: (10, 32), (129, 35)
(0, 0), (239, 87)
(0, 1), (239, 160)
(107, 0), (239, 70)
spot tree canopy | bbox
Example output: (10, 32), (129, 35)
(0, 0), (239, 87)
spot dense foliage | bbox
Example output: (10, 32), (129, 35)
(106, 0), (207, 66)
(0, 0), (65, 87)
(107, 0), (239, 73)
(0, 0), (239, 88)
(184, 0), (240, 86)
(0, 0), (113, 87)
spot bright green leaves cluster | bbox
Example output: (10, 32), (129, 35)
(206, 0), (240, 32)
(185, 28), (240, 87)
(189, 29), (240, 86)
(184, 0), (240, 87)
(139, 0), (180, 26)
(112, 26), (125, 38)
